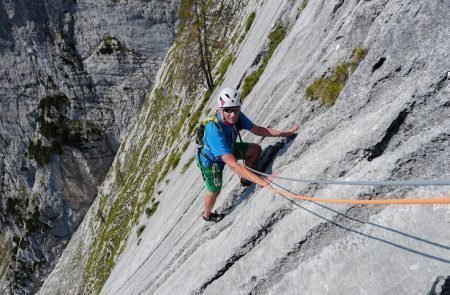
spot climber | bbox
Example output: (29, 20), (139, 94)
(196, 87), (299, 222)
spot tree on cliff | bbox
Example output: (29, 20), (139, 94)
(176, 0), (230, 91)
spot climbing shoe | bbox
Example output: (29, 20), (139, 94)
(203, 211), (225, 222)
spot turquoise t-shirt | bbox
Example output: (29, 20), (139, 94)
(199, 112), (254, 167)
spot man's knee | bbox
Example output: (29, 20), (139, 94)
(256, 144), (262, 156)
(248, 143), (262, 158)
(206, 190), (220, 199)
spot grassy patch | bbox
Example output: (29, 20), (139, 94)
(145, 199), (159, 218)
(157, 150), (183, 182)
(241, 25), (287, 99)
(181, 157), (194, 174)
(218, 54), (234, 80)
(98, 36), (126, 55)
(81, 152), (164, 294)
(300, 0), (308, 12)
(188, 90), (212, 135)
(245, 12), (256, 32)
(181, 142), (190, 153)
(136, 225), (146, 237)
(171, 152), (183, 170)
(242, 68), (263, 98)
(72, 240), (85, 266)
(27, 140), (58, 166)
(82, 179), (144, 293)
(305, 46), (368, 105)
(268, 25), (287, 48)
(305, 79), (344, 106)
(28, 94), (102, 166)
(0, 236), (11, 280)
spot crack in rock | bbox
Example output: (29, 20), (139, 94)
(248, 205), (380, 294)
(390, 132), (450, 190)
(332, 0), (345, 14)
(221, 137), (294, 215)
(195, 208), (292, 294)
(221, 186), (254, 215)
(364, 105), (412, 161)
(373, 72), (395, 88)
(424, 75), (448, 100)
(255, 137), (294, 173)
(429, 276), (450, 295)
(145, 221), (234, 294)
(371, 57), (386, 73)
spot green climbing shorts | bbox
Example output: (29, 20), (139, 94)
(197, 142), (250, 192)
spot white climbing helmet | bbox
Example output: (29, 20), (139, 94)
(217, 87), (241, 108)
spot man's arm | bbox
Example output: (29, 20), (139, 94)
(250, 124), (299, 137)
(221, 153), (269, 187)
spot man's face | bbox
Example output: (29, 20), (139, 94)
(221, 106), (241, 124)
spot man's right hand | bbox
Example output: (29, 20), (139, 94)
(283, 124), (299, 137)
(221, 153), (268, 187)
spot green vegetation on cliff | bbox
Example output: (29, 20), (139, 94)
(242, 24), (287, 99)
(27, 94), (103, 166)
(79, 2), (248, 292)
(245, 12), (256, 32)
(305, 46), (368, 105)
(0, 236), (11, 281)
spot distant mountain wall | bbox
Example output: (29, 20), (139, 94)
(0, 0), (178, 293)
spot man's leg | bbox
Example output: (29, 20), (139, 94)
(236, 143), (262, 186)
(245, 143), (262, 168)
(203, 190), (220, 219)
(198, 162), (224, 221)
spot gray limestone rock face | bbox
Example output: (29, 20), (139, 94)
(39, 0), (450, 295)
(103, 0), (450, 294)
(0, 0), (178, 293)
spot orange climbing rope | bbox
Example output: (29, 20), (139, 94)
(265, 186), (450, 204)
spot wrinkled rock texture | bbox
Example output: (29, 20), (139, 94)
(0, 0), (178, 293)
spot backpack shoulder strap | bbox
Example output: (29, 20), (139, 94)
(202, 112), (240, 149)
(198, 113), (222, 146)
(197, 113), (223, 163)
(202, 113), (222, 131)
